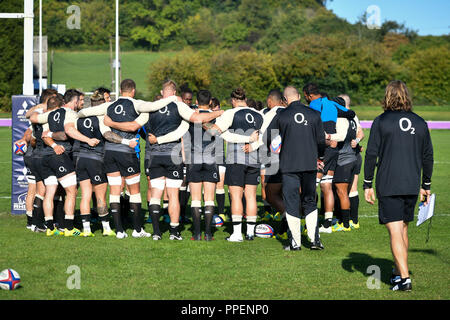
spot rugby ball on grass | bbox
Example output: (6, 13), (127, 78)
(212, 215), (224, 227)
(13, 142), (27, 156)
(0, 269), (21, 290)
(255, 224), (274, 238)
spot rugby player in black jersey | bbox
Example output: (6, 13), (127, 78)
(77, 79), (179, 239)
(29, 95), (100, 237)
(204, 88), (264, 242)
(364, 81), (433, 291)
(276, 86), (326, 250)
(143, 80), (224, 241)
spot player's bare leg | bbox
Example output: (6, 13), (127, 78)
(244, 184), (258, 240)
(79, 179), (94, 236)
(386, 221), (409, 279)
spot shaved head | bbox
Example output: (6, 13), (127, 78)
(283, 86), (300, 105)
(338, 94), (351, 109)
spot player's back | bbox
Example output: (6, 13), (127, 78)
(277, 101), (324, 173)
(186, 109), (216, 164)
(76, 116), (105, 160)
(145, 101), (183, 157)
(226, 107), (263, 167)
(337, 117), (358, 166)
(106, 98), (141, 153)
(47, 107), (74, 153)
(371, 110), (431, 196)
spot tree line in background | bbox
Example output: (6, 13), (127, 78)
(0, 0), (448, 110)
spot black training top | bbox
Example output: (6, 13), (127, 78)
(76, 116), (106, 161)
(363, 110), (434, 197)
(276, 100), (325, 173)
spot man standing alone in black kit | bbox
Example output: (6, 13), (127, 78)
(364, 80), (434, 291)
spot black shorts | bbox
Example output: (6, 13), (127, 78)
(23, 156), (36, 182)
(265, 171), (283, 184)
(282, 171), (317, 218)
(186, 163), (219, 183)
(76, 157), (107, 185)
(103, 150), (140, 177)
(333, 161), (357, 184)
(355, 153), (362, 175)
(320, 147), (338, 175)
(147, 154), (183, 180)
(42, 153), (76, 179)
(72, 154), (79, 167)
(225, 164), (260, 187)
(30, 157), (48, 182)
(378, 195), (418, 225)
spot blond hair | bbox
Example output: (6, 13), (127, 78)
(162, 79), (177, 92)
(90, 90), (106, 107)
(383, 80), (412, 112)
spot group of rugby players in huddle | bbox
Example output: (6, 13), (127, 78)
(16, 79), (364, 250)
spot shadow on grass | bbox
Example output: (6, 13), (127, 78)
(341, 252), (397, 285)
(409, 248), (438, 255)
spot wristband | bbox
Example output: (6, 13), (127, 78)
(121, 139), (131, 145)
(51, 143), (57, 148)
(355, 138), (361, 144)
(422, 182), (431, 190)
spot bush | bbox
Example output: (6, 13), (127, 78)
(0, 1), (23, 111)
(274, 35), (398, 105)
(210, 50), (280, 103)
(147, 49), (280, 104)
(403, 46), (450, 105)
(147, 49), (212, 99)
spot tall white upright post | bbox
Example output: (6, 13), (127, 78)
(38, 0), (43, 95)
(115, 0), (119, 100)
(23, 0), (34, 95)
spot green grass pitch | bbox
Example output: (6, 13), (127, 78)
(0, 127), (449, 300)
(49, 50), (176, 98)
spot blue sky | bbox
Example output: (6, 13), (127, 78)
(326, 0), (450, 36)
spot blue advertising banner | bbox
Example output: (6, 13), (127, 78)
(11, 95), (39, 215)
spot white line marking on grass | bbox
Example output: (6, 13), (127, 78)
(359, 214), (450, 218)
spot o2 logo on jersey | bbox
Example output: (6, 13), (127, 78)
(83, 118), (94, 132)
(245, 113), (255, 125)
(399, 118), (415, 135)
(114, 105), (126, 116)
(351, 120), (357, 131)
(294, 113), (308, 126)
(159, 106), (170, 116)
(53, 112), (61, 124)
(172, 170), (180, 179)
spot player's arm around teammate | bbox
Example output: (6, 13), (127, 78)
(145, 89), (224, 240)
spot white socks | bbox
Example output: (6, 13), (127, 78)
(305, 210), (318, 242)
(101, 220), (111, 232)
(286, 212), (301, 247)
(231, 215), (243, 236)
(246, 215), (257, 236)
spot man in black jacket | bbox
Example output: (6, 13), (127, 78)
(364, 80), (434, 291)
(277, 86), (327, 250)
